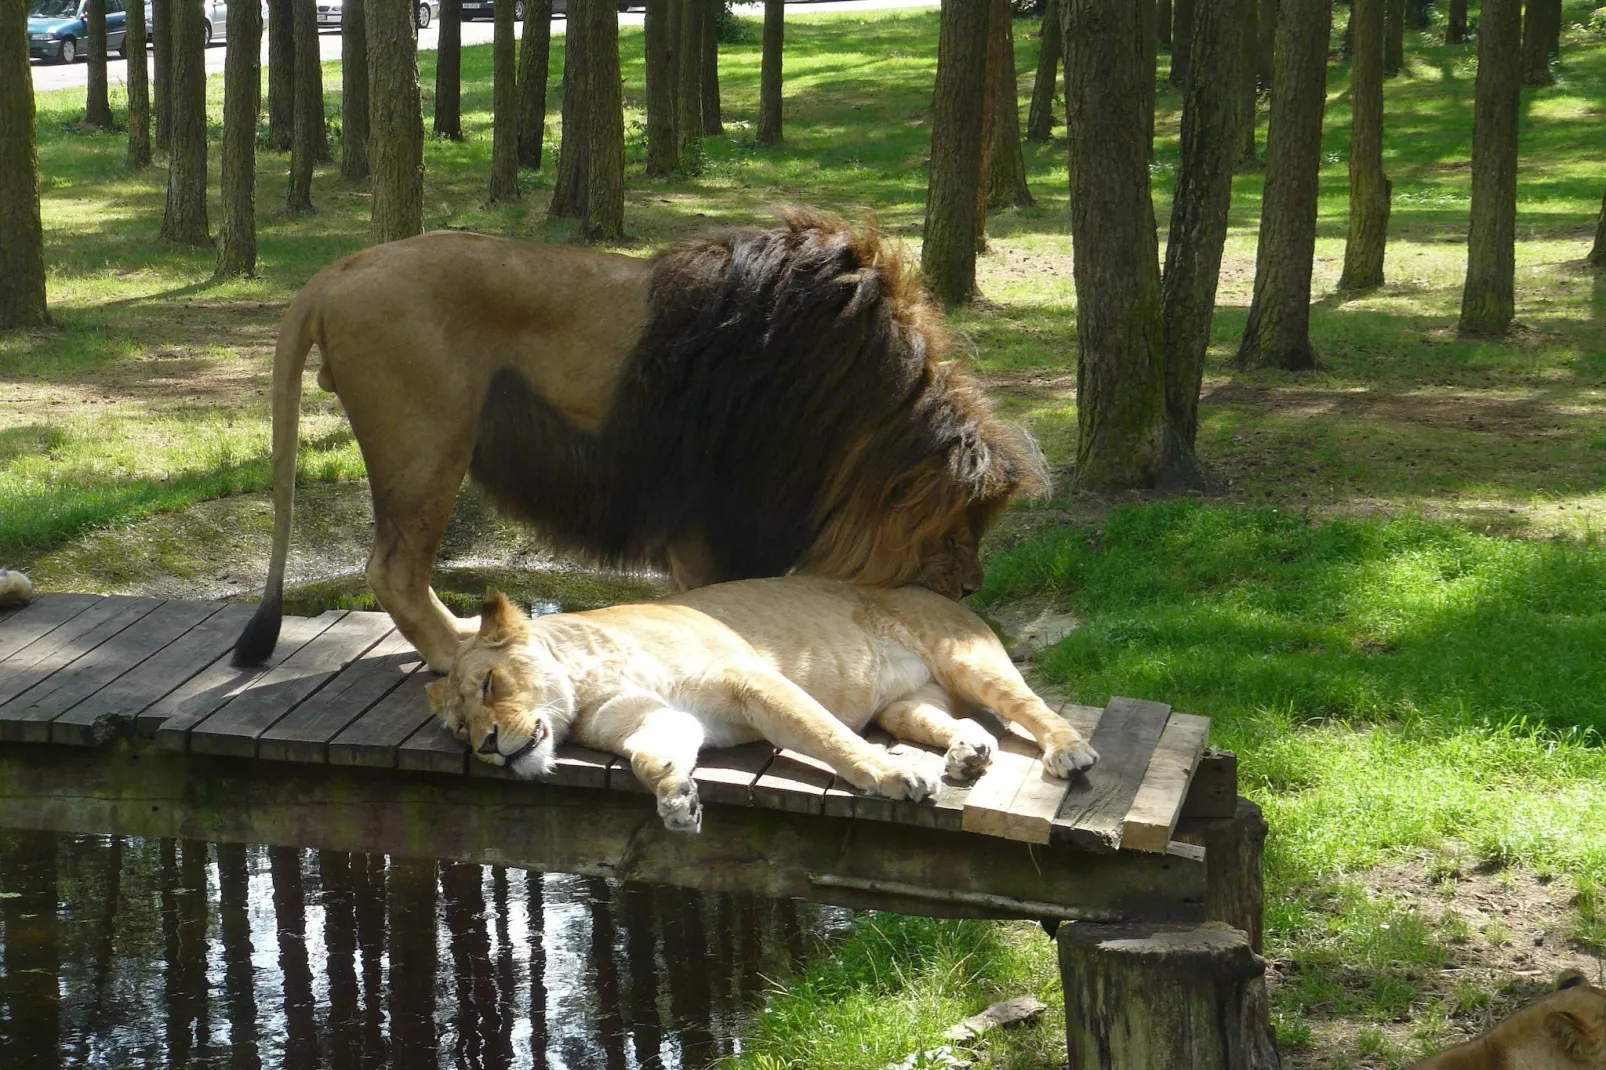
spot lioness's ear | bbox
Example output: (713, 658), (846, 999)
(479, 588), (528, 646)
(424, 679), (445, 710)
(1557, 969), (1588, 991)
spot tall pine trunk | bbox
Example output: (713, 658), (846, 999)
(126, 0), (151, 167)
(341, 0), (369, 180)
(1446, 0), (1466, 42)
(268, 0), (294, 149)
(1256, 0), (1276, 87)
(1063, 0), (1169, 489)
(675, 0), (703, 164)
(551, 3), (590, 216)
(1588, 184), (1606, 267)
(1163, 0), (1241, 465)
(756, 0), (784, 146)
(86, 0), (113, 128)
(1170, 0), (1194, 86)
(984, 0), (1033, 211)
(699, 0), (721, 135)
(920, 0), (989, 307)
(436, 0), (463, 138)
(162, 0), (209, 244)
(1339, 0), (1390, 289)
(1027, 0), (1060, 141)
(368, 0), (424, 242)
(581, 0), (623, 239)
(1458, 0), (1521, 337)
(288, 0), (321, 211)
(217, 0), (262, 277)
(666, 0), (682, 147)
(0, 0), (48, 328)
(1158, 0), (1171, 47)
(518, 0), (554, 169)
(1384, 0), (1404, 76)
(488, 0), (520, 203)
(1236, 0), (1258, 165)
(1235, 0), (1331, 370)
(1406, 0), (1431, 27)
(1520, 0), (1556, 86)
(645, 0), (677, 168)
(152, 0), (173, 150)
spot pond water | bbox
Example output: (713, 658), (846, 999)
(0, 830), (851, 1069)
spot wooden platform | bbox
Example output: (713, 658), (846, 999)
(0, 593), (1232, 854)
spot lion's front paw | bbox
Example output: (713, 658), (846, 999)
(1043, 732), (1099, 779)
(657, 778), (703, 834)
(875, 760), (940, 803)
(944, 736), (993, 781)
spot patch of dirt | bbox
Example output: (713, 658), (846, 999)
(1201, 381), (1605, 437)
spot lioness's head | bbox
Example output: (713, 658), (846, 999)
(423, 590), (575, 779)
(1410, 969), (1606, 1068)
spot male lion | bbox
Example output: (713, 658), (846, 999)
(233, 211), (1047, 673)
(426, 578), (1099, 833)
(1409, 970), (1606, 1069)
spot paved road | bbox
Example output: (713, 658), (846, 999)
(29, 0), (937, 94)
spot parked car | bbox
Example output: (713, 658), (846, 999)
(319, 0), (438, 30)
(28, 0), (129, 64)
(141, 0), (235, 48)
(461, 0), (631, 18)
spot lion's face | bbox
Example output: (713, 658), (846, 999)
(423, 590), (574, 779)
(909, 510), (988, 599)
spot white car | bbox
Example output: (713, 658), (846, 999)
(142, 0), (260, 47)
(318, 0), (438, 29)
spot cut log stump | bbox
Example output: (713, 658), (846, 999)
(1060, 921), (1282, 1070)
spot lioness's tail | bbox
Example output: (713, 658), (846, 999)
(232, 290), (321, 666)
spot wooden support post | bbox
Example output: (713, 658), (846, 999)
(1059, 921), (1280, 1069)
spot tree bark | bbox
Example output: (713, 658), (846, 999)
(518, 0), (553, 169)
(1458, 0), (1521, 337)
(1339, 0), (1390, 289)
(644, 0), (677, 168)
(1406, 0), (1431, 28)
(1158, 0), (1171, 47)
(1519, 0), (1556, 86)
(985, 0), (1034, 211)
(86, 0), (113, 128)
(1170, 0), (1194, 86)
(700, 0), (721, 135)
(288, 0), (322, 212)
(268, 0), (294, 150)
(1544, 0), (1560, 57)
(1384, 0), (1403, 76)
(125, 0), (151, 167)
(1446, 0), (1466, 42)
(436, 0), (463, 138)
(152, 0), (173, 150)
(1162, 0), (1241, 463)
(920, 0), (989, 307)
(0, 0), (48, 328)
(1027, 0), (1061, 141)
(676, 0), (703, 165)
(217, 0), (262, 277)
(1256, 0), (1276, 88)
(1236, 0), (1329, 370)
(581, 0), (624, 239)
(1589, 183), (1606, 268)
(368, 0), (424, 243)
(551, 2), (590, 216)
(1237, 0), (1258, 165)
(489, 0), (520, 203)
(975, 0), (1000, 251)
(341, 0), (370, 180)
(756, 0), (784, 146)
(666, 0), (683, 146)
(161, 0), (209, 244)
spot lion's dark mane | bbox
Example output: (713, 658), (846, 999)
(468, 211), (1045, 584)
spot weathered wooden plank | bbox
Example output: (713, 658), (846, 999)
(1121, 713), (1210, 853)
(1181, 749), (1238, 820)
(750, 748), (834, 815)
(879, 740), (951, 829)
(150, 612), (343, 750)
(959, 701), (1109, 844)
(0, 594), (103, 663)
(691, 742), (776, 807)
(1052, 697), (1174, 851)
(328, 672), (434, 768)
(0, 597), (163, 721)
(14, 600), (226, 746)
(188, 612), (393, 759)
(396, 717), (468, 775)
(257, 629), (418, 764)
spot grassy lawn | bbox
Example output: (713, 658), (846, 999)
(5, 3), (1606, 1067)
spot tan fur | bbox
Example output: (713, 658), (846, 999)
(1409, 971), (1606, 1069)
(424, 577), (1099, 833)
(0, 569), (34, 609)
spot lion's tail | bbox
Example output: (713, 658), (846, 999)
(232, 288), (321, 666)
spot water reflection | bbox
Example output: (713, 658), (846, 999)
(0, 832), (848, 1069)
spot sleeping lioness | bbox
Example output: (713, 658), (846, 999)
(425, 577), (1099, 833)
(1409, 970), (1606, 1069)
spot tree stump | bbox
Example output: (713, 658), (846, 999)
(1060, 922), (1280, 1069)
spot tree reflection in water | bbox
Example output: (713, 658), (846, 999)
(0, 831), (849, 1068)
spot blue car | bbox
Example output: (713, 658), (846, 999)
(28, 0), (130, 64)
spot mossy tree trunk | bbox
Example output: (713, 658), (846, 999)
(1520, 0), (1557, 86)
(756, 0), (784, 146)
(161, 0), (209, 245)
(435, 0), (463, 138)
(984, 0), (1033, 211)
(676, 0), (703, 165)
(1446, 0), (1466, 42)
(1339, 0), (1390, 290)
(920, 0), (989, 307)
(1027, 0), (1061, 141)
(1237, 0), (1258, 164)
(125, 0), (151, 167)
(216, 0), (262, 277)
(699, 0), (721, 135)
(581, 0), (624, 239)
(1458, 0), (1521, 337)
(488, 0), (520, 203)
(518, 0), (553, 169)
(341, 0), (369, 180)
(1236, 0), (1330, 370)
(368, 0), (424, 243)
(268, 0), (293, 150)
(288, 0), (323, 212)
(0, 0), (48, 328)
(85, 0), (113, 128)
(1384, 0), (1404, 76)
(152, 0), (173, 150)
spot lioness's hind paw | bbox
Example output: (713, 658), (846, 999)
(944, 738), (992, 781)
(658, 779), (703, 834)
(1043, 737), (1099, 779)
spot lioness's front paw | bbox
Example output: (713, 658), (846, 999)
(875, 760), (940, 803)
(1043, 733), (1099, 779)
(944, 737), (993, 781)
(657, 778), (703, 834)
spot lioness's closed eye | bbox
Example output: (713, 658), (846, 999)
(425, 577), (1097, 834)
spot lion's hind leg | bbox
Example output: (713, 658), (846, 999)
(874, 682), (995, 781)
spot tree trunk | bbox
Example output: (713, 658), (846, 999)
(125, 0), (151, 167)
(489, 0), (520, 203)
(436, 0), (463, 138)
(152, 0), (173, 150)
(368, 0), (424, 243)
(1446, 0), (1466, 42)
(288, 0), (321, 211)
(1237, 0), (1258, 165)
(217, 0), (262, 278)
(1458, 0), (1521, 337)
(700, 0), (721, 135)
(920, 0), (989, 307)
(551, 1), (590, 216)
(1544, 0), (1560, 57)
(1027, 0), (1061, 141)
(581, 0), (624, 239)
(0, 0), (48, 328)
(1236, 0), (1329, 370)
(1256, 0), (1276, 87)
(85, 0), (113, 128)
(1142, 0), (1158, 153)
(1384, 0), (1403, 76)
(341, 0), (369, 180)
(1588, 183), (1606, 268)
(268, 0), (294, 150)
(518, 0), (554, 169)
(1171, 0), (1194, 86)
(644, 0), (677, 168)
(756, 0), (784, 146)
(161, 0), (209, 244)
(1519, 0), (1555, 86)
(985, 0), (1033, 211)
(1162, 0), (1241, 465)
(1158, 0), (1172, 46)
(666, 0), (683, 147)
(975, 0), (1000, 251)
(1406, 0), (1431, 28)
(676, 0), (703, 164)
(1339, 0), (1390, 289)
